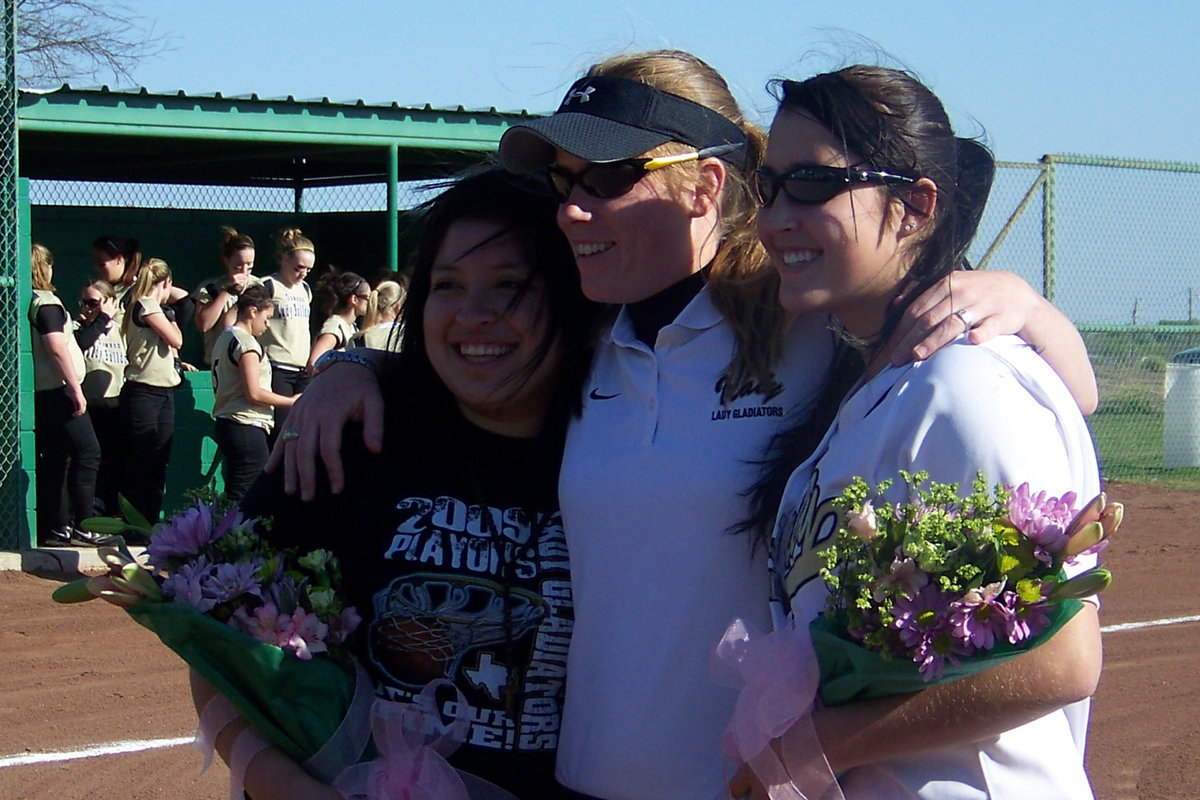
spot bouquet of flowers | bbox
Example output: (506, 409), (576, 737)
(812, 471), (1121, 705)
(54, 499), (516, 800)
(53, 500), (370, 773)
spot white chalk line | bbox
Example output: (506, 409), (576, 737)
(0, 614), (1195, 769)
(0, 735), (193, 768)
(1101, 613), (1200, 634)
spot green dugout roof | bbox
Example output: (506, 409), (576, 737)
(16, 84), (539, 187)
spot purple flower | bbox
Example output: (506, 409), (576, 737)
(203, 560), (264, 606)
(892, 584), (964, 680)
(1002, 588), (1054, 645)
(146, 502), (222, 568)
(949, 581), (1012, 651)
(1006, 483), (1078, 555)
(162, 558), (218, 613)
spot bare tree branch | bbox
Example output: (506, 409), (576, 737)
(16, 0), (173, 87)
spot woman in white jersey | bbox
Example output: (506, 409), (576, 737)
(119, 257), (185, 525)
(210, 284), (297, 501)
(29, 243), (102, 546)
(193, 226), (258, 367)
(354, 278), (406, 352)
(275, 51), (1098, 800)
(306, 270), (370, 375)
(74, 278), (127, 516)
(730, 65), (1101, 800)
(259, 228), (315, 441)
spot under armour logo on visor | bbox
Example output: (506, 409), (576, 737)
(566, 85), (595, 105)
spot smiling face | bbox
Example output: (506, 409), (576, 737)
(757, 109), (913, 339)
(553, 150), (715, 304)
(423, 218), (562, 437)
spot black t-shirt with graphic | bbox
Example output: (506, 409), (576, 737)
(242, 413), (571, 800)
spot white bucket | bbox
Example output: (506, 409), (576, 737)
(1164, 362), (1200, 468)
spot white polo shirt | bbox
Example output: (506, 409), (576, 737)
(556, 285), (834, 800)
(772, 335), (1099, 800)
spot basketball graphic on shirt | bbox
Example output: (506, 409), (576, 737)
(369, 573), (547, 688)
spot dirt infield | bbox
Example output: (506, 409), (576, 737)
(0, 479), (1195, 800)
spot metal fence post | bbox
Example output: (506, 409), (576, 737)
(1040, 154), (1057, 303)
(387, 143), (399, 271)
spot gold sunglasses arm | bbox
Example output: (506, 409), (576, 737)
(642, 143), (743, 172)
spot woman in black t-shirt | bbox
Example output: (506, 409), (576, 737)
(193, 169), (597, 800)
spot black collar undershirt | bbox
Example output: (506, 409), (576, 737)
(626, 268), (708, 348)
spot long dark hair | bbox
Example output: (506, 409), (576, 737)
(738, 65), (996, 547)
(315, 270), (367, 316)
(384, 167), (597, 449)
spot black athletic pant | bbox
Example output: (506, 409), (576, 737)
(34, 387), (101, 534)
(87, 398), (122, 515)
(268, 364), (309, 448)
(213, 417), (270, 502)
(119, 381), (175, 524)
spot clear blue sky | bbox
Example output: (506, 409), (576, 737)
(108, 0), (1196, 164)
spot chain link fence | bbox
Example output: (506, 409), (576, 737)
(1, 2), (23, 549)
(971, 157), (1200, 486)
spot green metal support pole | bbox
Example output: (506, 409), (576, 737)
(387, 143), (399, 270)
(1040, 155), (1057, 303)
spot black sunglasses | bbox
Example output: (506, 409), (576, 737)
(546, 143), (742, 202)
(752, 164), (916, 208)
(79, 297), (101, 308)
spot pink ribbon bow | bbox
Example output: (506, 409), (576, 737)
(334, 678), (472, 800)
(713, 619), (845, 800)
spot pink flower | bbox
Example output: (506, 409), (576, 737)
(327, 606), (362, 646)
(873, 556), (930, 602)
(845, 500), (878, 542)
(1006, 483), (1078, 555)
(231, 601), (285, 643)
(282, 609), (329, 660)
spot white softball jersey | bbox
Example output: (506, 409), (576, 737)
(555, 286), (835, 800)
(259, 274), (312, 368)
(772, 334), (1100, 800)
(211, 326), (274, 430)
(124, 297), (181, 388)
(29, 290), (87, 391)
(316, 314), (357, 351)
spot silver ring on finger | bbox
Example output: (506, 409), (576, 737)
(953, 307), (976, 331)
